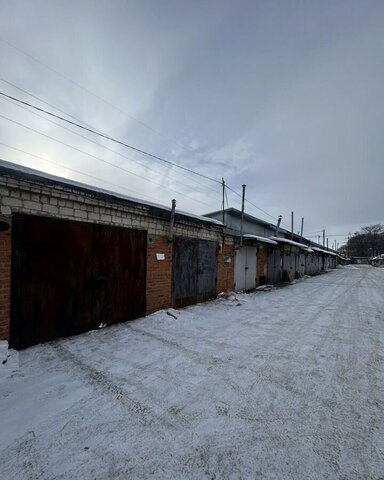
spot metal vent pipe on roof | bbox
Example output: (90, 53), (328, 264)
(275, 215), (282, 237)
(300, 217), (304, 242)
(169, 199), (176, 241)
(240, 184), (246, 247)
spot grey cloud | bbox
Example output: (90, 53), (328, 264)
(0, 0), (383, 243)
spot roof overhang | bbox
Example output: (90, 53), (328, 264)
(312, 247), (337, 256)
(271, 237), (312, 252)
(243, 234), (278, 245)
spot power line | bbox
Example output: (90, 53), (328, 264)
(0, 91), (292, 224)
(0, 90), (222, 200)
(0, 40), (320, 231)
(0, 78), (102, 133)
(0, 90), (221, 185)
(0, 90), (301, 227)
(0, 114), (214, 208)
(305, 234), (349, 237)
(0, 145), (167, 205)
(0, 91), (304, 229)
(304, 229), (325, 235)
(0, 37), (204, 158)
(0, 78), (220, 195)
(225, 184), (293, 229)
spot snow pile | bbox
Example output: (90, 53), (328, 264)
(0, 340), (8, 363)
(255, 284), (274, 291)
(0, 341), (19, 383)
(217, 291), (239, 301)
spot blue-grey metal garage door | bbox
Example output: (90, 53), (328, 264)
(172, 237), (217, 308)
(267, 248), (282, 284)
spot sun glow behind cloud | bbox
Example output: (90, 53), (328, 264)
(0, 0), (383, 240)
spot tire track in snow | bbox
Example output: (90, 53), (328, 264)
(129, 272), (361, 434)
(53, 343), (201, 432)
(18, 431), (47, 480)
(296, 266), (384, 478)
(222, 269), (370, 475)
(54, 344), (151, 422)
(0, 430), (49, 480)
(347, 268), (384, 477)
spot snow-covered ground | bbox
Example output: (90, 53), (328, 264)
(1, 266), (383, 479)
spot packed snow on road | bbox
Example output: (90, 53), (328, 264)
(1, 265), (383, 479)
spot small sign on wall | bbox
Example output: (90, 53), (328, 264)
(224, 256), (232, 264)
(156, 253), (165, 261)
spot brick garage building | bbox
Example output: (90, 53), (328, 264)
(0, 160), (234, 349)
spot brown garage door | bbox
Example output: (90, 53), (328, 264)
(10, 214), (146, 349)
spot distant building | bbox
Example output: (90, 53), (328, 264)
(350, 257), (370, 265)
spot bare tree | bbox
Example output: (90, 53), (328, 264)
(343, 224), (384, 257)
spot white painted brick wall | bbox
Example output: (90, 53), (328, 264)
(0, 174), (232, 244)
(24, 201), (42, 211)
(59, 207), (74, 216)
(42, 204), (59, 214)
(2, 197), (22, 208)
(1, 206), (11, 215)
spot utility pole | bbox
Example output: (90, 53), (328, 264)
(318, 235), (320, 245)
(240, 184), (246, 247)
(300, 217), (304, 242)
(323, 229), (325, 247)
(291, 211), (294, 240)
(221, 178), (225, 225)
(327, 238), (329, 250)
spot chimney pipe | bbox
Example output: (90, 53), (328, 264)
(275, 215), (282, 237)
(169, 199), (176, 241)
(240, 184), (246, 247)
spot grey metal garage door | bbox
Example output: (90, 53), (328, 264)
(267, 248), (282, 284)
(172, 237), (217, 308)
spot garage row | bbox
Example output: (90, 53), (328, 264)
(8, 214), (228, 349)
(233, 236), (339, 291)
(0, 160), (341, 349)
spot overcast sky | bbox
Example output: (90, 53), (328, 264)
(1, 0), (383, 245)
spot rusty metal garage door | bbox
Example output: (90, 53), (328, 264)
(172, 237), (217, 308)
(10, 214), (146, 349)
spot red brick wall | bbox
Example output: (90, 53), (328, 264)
(146, 237), (235, 313)
(146, 235), (173, 314)
(217, 242), (235, 293)
(0, 218), (11, 341)
(0, 230), (233, 337)
(256, 246), (268, 286)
